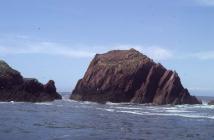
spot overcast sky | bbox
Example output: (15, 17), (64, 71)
(0, 0), (213, 95)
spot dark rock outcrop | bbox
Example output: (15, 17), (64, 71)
(0, 60), (62, 102)
(208, 100), (214, 105)
(70, 49), (201, 105)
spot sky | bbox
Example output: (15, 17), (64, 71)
(0, 0), (213, 96)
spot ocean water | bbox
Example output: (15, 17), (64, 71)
(0, 94), (214, 140)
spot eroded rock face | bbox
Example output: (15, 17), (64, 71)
(70, 49), (201, 105)
(0, 60), (62, 102)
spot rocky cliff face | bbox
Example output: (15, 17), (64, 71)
(0, 60), (62, 102)
(70, 49), (201, 105)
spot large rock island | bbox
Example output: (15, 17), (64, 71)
(0, 60), (62, 102)
(70, 49), (201, 105)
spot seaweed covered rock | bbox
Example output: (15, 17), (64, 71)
(0, 60), (62, 102)
(70, 49), (201, 105)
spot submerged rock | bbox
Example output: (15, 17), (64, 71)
(0, 60), (62, 102)
(70, 49), (201, 105)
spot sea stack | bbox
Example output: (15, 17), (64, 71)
(0, 60), (62, 102)
(70, 49), (201, 105)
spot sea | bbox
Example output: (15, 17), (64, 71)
(0, 93), (214, 140)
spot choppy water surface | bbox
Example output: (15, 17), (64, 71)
(0, 94), (214, 140)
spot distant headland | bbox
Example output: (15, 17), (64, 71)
(0, 60), (61, 102)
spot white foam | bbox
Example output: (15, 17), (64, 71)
(184, 104), (214, 109)
(104, 109), (115, 112)
(80, 101), (99, 105)
(0, 101), (25, 104)
(35, 102), (53, 106)
(202, 100), (208, 105)
(116, 109), (214, 120)
(165, 110), (193, 113)
(96, 108), (115, 112)
(106, 102), (133, 106)
(158, 113), (214, 120)
(113, 107), (142, 110)
(0, 102), (10, 104)
(118, 110), (143, 115)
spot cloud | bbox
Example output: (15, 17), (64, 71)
(103, 44), (173, 61)
(0, 42), (95, 58)
(0, 39), (214, 61)
(140, 46), (173, 61)
(190, 51), (214, 60)
(175, 51), (214, 60)
(193, 0), (214, 6)
(0, 41), (173, 61)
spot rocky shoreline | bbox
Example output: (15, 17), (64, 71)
(0, 60), (61, 102)
(0, 49), (204, 104)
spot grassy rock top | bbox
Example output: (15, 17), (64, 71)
(97, 49), (152, 65)
(90, 49), (154, 73)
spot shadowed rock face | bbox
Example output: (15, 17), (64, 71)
(0, 60), (62, 102)
(70, 49), (201, 105)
